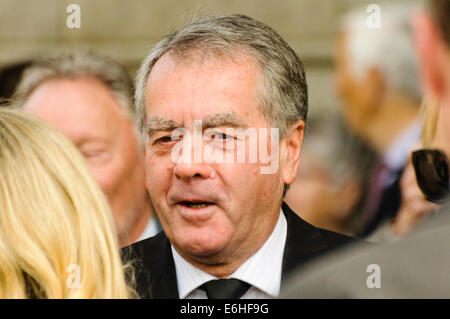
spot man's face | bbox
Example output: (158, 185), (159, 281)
(144, 53), (291, 266)
(23, 77), (147, 239)
(285, 153), (334, 219)
(335, 34), (377, 138)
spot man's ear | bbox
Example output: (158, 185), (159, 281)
(413, 11), (447, 99)
(365, 66), (385, 109)
(282, 119), (305, 185)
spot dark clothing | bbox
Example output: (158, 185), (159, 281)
(123, 202), (361, 299)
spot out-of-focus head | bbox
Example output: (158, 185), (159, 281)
(414, 0), (450, 152)
(336, 4), (422, 138)
(14, 52), (148, 245)
(285, 115), (375, 234)
(135, 15), (307, 273)
(0, 108), (132, 298)
(411, 0), (450, 203)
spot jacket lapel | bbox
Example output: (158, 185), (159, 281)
(149, 235), (179, 298)
(131, 232), (179, 299)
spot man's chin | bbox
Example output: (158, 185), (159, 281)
(176, 237), (229, 261)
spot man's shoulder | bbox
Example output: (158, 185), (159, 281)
(282, 201), (360, 248)
(129, 231), (168, 253)
(316, 227), (360, 248)
(122, 231), (170, 271)
(282, 216), (450, 298)
(281, 201), (364, 277)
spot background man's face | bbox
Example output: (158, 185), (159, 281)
(144, 53), (284, 265)
(285, 153), (335, 218)
(335, 33), (378, 139)
(23, 77), (147, 238)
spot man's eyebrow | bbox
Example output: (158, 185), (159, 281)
(202, 112), (248, 129)
(145, 112), (248, 137)
(146, 116), (181, 137)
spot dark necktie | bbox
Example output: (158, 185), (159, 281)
(200, 279), (251, 299)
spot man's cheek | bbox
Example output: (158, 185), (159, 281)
(87, 165), (115, 194)
(146, 168), (168, 199)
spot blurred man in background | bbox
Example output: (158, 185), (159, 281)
(285, 115), (375, 235)
(14, 52), (160, 246)
(282, 0), (450, 298)
(336, 4), (422, 236)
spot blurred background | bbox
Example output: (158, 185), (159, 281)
(0, 0), (421, 117)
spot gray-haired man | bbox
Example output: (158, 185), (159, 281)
(126, 14), (360, 299)
(335, 4), (423, 236)
(15, 52), (160, 247)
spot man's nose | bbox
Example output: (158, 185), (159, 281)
(174, 160), (214, 180)
(172, 125), (215, 180)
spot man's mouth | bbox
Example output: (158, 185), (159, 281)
(178, 200), (214, 209)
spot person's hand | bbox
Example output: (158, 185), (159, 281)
(391, 160), (441, 236)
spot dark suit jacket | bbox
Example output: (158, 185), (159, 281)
(122, 202), (360, 298)
(362, 170), (402, 236)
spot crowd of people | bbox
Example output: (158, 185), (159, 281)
(0, 0), (449, 298)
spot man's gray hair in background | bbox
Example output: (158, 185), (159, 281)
(135, 14), (308, 137)
(303, 115), (375, 189)
(14, 51), (135, 119)
(341, 3), (422, 101)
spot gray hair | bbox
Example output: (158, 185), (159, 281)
(341, 4), (422, 101)
(135, 14), (308, 137)
(14, 51), (135, 119)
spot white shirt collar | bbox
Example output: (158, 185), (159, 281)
(171, 209), (287, 299)
(383, 121), (421, 172)
(137, 216), (159, 242)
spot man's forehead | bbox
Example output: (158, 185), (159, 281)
(146, 51), (260, 96)
(23, 79), (132, 144)
(27, 77), (130, 117)
(144, 52), (265, 132)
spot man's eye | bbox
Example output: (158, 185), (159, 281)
(214, 133), (235, 141)
(154, 136), (174, 144)
(81, 149), (106, 158)
(81, 150), (110, 164)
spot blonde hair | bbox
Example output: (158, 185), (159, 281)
(0, 108), (134, 298)
(420, 96), (440, 148)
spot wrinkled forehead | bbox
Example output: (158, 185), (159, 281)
(23, 78), (135, 144)
(144, 51), (266, 129)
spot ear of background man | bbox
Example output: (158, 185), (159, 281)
(413, 11), (450, 104)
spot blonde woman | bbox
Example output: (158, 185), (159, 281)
(0, 108), (134, 298)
